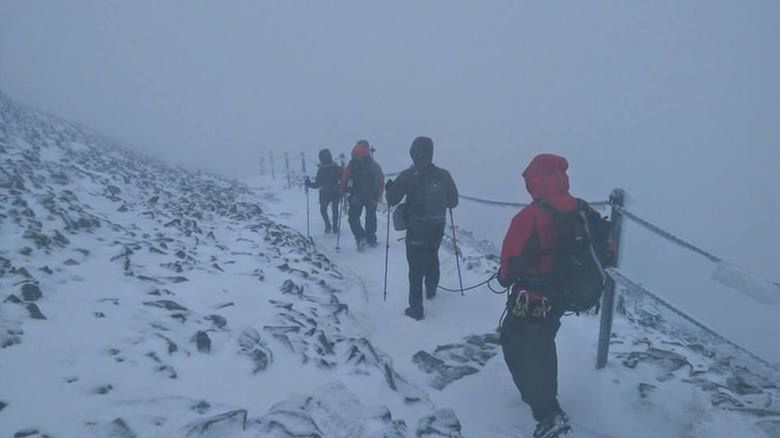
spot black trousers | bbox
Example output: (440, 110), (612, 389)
(500, 314), (562, 422)
(319, 195), (339, 230)
(405, 222), (445, 311)
(347, 196), (377, 244)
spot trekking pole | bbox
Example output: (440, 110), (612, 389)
(449, 208), (465, 296)
(335, 195), (346, 251)
(305, 183), (311, 241)
(383, 203), (391, 302)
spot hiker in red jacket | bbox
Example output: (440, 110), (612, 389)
(497, 154), (575, 438)
(340, 140), (384, 251)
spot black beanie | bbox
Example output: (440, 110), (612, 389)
(319, 148), (333, 164)
(410, 136), (434, 167)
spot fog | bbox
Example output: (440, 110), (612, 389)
(2, 0), (778, 284)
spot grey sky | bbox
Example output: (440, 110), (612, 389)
(1, 1), (778, 279)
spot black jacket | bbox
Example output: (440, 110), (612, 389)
(309, 163), (343, 202)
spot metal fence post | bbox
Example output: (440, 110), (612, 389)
(301, 152), (307, 174)
(270, 151), (276, 180)
(284, 152), (291, 189)
(596, 188), (625, 369)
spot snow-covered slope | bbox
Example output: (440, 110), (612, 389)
(1, 92), (779, 437)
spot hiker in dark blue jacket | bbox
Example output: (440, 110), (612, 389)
(305, 149), (343, 233)
(385, 136), (458, 320)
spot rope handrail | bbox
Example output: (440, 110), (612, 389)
(607, 268), (777, 371)
(612, 204), (722, 264)
(460, 194), (611, 209)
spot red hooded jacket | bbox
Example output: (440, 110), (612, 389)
(498, 154), (578, 297)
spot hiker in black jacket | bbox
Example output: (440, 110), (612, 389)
(305, 149), (343, 233)
(386, 136), (458, 320)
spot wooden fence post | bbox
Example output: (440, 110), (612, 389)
(301, 152), (307, 174)
(284, 152), (291, 189)
(596, 188), (625, 369)
(270, 151), (276, 180)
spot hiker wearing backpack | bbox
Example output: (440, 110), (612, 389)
(385, 136), (458, 321)
(339, 140), (385, 251)
(305, 149), (343, 233)
(497, 154), (611, 438)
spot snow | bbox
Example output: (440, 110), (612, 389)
(712, 262), (780, 305)
(1, 93), (779, 437)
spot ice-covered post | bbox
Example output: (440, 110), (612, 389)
(596, 188), (625, 369)
(260, 153), (266, 176)
(284, 152), (291, 189)
(301, 152), (307, 174)
(270, 151), (276, 180)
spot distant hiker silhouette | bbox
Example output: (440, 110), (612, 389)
(386, 136), (458, 321)
(305, 149), (343, 234)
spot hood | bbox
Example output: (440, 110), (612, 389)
(522, 154), (570, 201)
(318, 149), (333, 164)
(351, 141), (371, 158)
(410, 136), (434, 167)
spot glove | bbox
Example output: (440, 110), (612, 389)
(385, 178), (394, 190)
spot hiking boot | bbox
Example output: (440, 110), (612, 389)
(324, 225), (332, 234)
(404, 306), (424, 321)
(426, 288), (437, 300)
(356, 239), (367, 252)
(533, 412), (571, 438)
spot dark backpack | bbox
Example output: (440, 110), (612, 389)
(349, 157), (379, 201)
(536, 199), (612, 313)
(406, 167), (449, 225)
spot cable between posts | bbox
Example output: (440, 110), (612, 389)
(612, 204), (722, 264)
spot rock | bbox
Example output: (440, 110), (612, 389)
(183, 410), (247, 437)
(191, 400), (211, 415)
(417, 408), (464, 438)
(52, 230), (70, 246)
(4, 294), (23, 304)
(254, 382), (407, 437)
(711, 392), (744, 408)
(726, 374), (765, 396)
(64, 258), (80, 266)
(238, 327), (273, 373)
(38, 266), (53, 274)
(104, 418), (138, 438)
(0, 400), (7, 412)
(94, 384), (114, 395)
(412, 351), (479, 390)
(205, 314), (227, 329)
(638, 383), (657, 399)
(13, 429), (49, 438)
(143, 300), (188, 312)
(193, 331), (211, 354)
(26, 303), (46, 320)
(94, 312), (106, 318)
(21, 283), (42, 301)
(280, 279), (303, 297)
